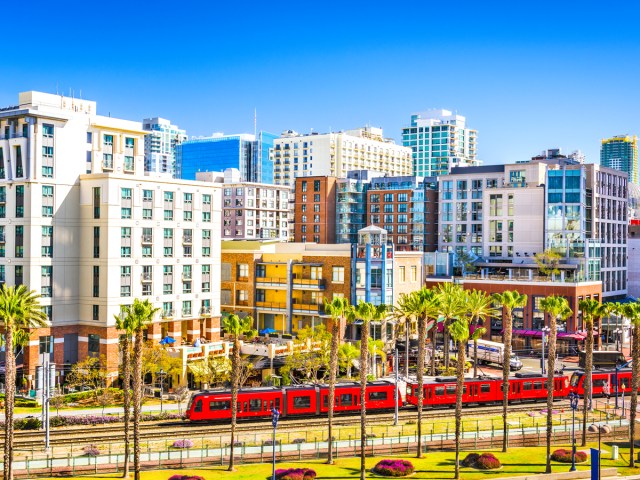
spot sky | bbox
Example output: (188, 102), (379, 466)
(2, 0), (640, 166)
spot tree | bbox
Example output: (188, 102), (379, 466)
(222, 313), (254, 472)
(96, 388), (115, 416)
(115, 310), (134, 478)
(0, 284), (47, 480)
(578, 298), (606, 446)
(465, 290), (496, 378)
(534, 249), (562, 278)
(449, 297), (472, 480)
(622, 302), (640, 467)
(141, 341), (182, 385)
(393, 294), (417, 379)
(470, 327), (486, 378)
(454, 248), (477, 276)
(122, 299), (160, 480)
(49, 391), (66, 417)
(540, 295), (572, 474)
(353, 302), (388, 480)
(366, 337), (386, 378)
(435, 283), (466, 370)
(338, 342), (359, 378)
(323, 296), (352, 464)
(174, 386), (190, 415)
(491, 290), (527, 452)
(64, 356), (108, 401)
(281, 346), (328, 384)
(188, 356), (231, 388)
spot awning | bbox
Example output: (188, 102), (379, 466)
(509, 329), (587, 341)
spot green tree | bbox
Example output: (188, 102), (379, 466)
(188, 356), (231, 388)
(115, 310), (134, 478)
(435, 283), (466, 370)
(65, 355), (108, 400)
(353, 302), (387, 480)
(449, 293), (472, 480)
(534, 249), (562, 277)
(222, 313), (254, 471)
(578, 298), (606, 446)
(491, 290), (527, 452)
(0, 285), (47, 480)
(540, 295), (572, 474)
(338, 342), (360, 378)
(323, 297), (352, 464)
(466, 290), (496, 376)
(622, 302), (640, 467)
(121, 299), (160, 480)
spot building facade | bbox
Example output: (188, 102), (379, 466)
(142, 117), (187, 178)
(402, 109), (479, 177)
(273, 127), (411, 187)
(177, 131), (276, 183)
(601, 135), (638, 185)
(0, 91), (222, 386)
(293, 176), (337, 244)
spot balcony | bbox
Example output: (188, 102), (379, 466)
(182, 235), (192, 245)
(182, 272), (192, 281)
(236, 300), (249, 306)
(292, 278), (325, 289)
(237, 276), (249, 282)
(141, 273), (152, 283)
(200, 306), (212, 317)
(292, 303), (323, 314)
(102, 161), (113, 171)
(256, 277), (287, 287)
(255, 301), (287, 311)
(182, 308), (192, 317)
(162, 309), (174, 319)
(141, 235), (153, 244)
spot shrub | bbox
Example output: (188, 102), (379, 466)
(461, 453), (481, 467)
(475, 453), (502, 470)
(83, 445), (100, 457)
(275, 468), (317, 480)
(551, 449), (588, 463)
(372, 459), (415, 477)
(172, 439), (194, 449)
(168, 476), (205, 480)
(14, 417), (41, 430)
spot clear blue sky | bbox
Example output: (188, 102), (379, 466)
(2, 0), (640, 165)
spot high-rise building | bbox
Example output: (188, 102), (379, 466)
(273, 127), (411, 186)
(294, 176), (337, 244)
(176, 132), (276, 183)
(142, 117), (187, 178)
(402, 109), (479, 177)
(601, 135), (638, 184)
(0, 91), (223, 387)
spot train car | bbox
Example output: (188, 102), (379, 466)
(185, 387), (283, 422)
(569, 368), (634, 397)
(283, 385), (319, 417)
(508, 372), (569, 401)
(316, 381), (397, 415)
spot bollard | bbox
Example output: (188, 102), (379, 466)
(612, 445), (619, 460)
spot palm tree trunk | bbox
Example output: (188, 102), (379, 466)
(431, 323), (436, 377)
(360, 322), (369, 480)
(582, 320), (593, 447)
(132, 331), (143, 480)
(473, 338), (478, 379)
(545, 319), (557, 474)
(454, 339), (466, 480)
(416, 315), (427, 458)
(3, 325), (14, 480)
(630, 325), (639, 467)
(327, 321), (340, 464)
(228, 339), (240, 471)
(444, 323), (450, 370)
(502, 312), (512, 453)
(122, 336), (131, 478)
(405, 320), (409, 379)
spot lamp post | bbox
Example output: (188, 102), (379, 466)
(569, 392), (579, 471)
(613, 328), (621, 352)
(271, 408), (280, 480)
(394, 348), (399, 426)
(541, 326), (550, 375)
(158, 369), (165, 413)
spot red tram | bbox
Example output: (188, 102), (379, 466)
(569, 368), (635, 397)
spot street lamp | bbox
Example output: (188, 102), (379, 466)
(613, 328), (622, 352)
(271, 408), (280, 480)
(394, 348), (399, 426)
(569, 392), (579, 472)
(541, 326), (551, 375)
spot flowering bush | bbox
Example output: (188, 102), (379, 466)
(274, 468), (317, 480)
(461, 452), (501, 470)
(168, 476), (205, 480)
(551, 449), (588, 463)
(172, 439), (194, 449)
(83, 445), (100, 457)
(372, 459), (415, 477)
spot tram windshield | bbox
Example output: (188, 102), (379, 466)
(569, 372), (582, 387)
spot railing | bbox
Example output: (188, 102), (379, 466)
(292, 303), (323, 313)
(102, 161), (113, 170)
(141, 273), (152, 282)
(236, 300), (249, 306)
(256, 277), (287, 285)
(162, 310), (174, 318)
(182, 273), (192, 281)
(182, 236), (192, 244)
(237, 276), (249, 282)
(182, 309), (192, 317)
(199, 307), (212, 316)
(292, 278), (325, 287)
(255, 301), (287, 310)
(141, 235), (153, 243)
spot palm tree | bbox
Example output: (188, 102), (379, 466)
(622, 302), (640, 467)
(323, 297), (352, 464)
(0, 285), (47, 480)
(222, 313), (254, 471)
(367, 337), (386, 378)
(578, 298), (606, 446)
(491, 290), (527, 452)
(470, 326), (487, 378)
(338, 342), (360, 378)
(449, 291), (472, 480)
(540, 295), (572, 474)
(435, 283), (466, 370)
(354, 302), (388, 480)
(127, 299), (160, 480)
(466, 290), (496, 376)
(115, 308), (135, 478)
(392, 297), (416, 379)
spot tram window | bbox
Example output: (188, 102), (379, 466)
(248, 399), (260, 412)
(463, 385), (468, 395)
(435, 387), (445, 396)
(264, 401), (267, 410)
(323, 396), (328, 407)
(523, 382), (532, 391)
(208, 401), (230, 411)
(570, 374), (581, 387)
(194, 399), (202, 413)
(275, 398), (281, 410)
(593, 378), (607, 388)
(446, 385), (456, 395)
(340, 393), (353, 406)
(293, 396), (311, 409)
(481, 384), (490, 394)
(369, 391), (388, 401)
(269, 401), (273, 409)
(534, 382), (543, 390)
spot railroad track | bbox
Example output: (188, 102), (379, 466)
(6, 401), (570, 450)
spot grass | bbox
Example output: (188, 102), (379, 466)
(33, 443), (640, 479)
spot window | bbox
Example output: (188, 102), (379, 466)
(202, 194), (211, 205)
(142, 245), (152, 257)
(92, 305), (99, 321)
(332, 266), (345, 282)
(15, 225), (23, 258)
(164, 247), (173, 257)
(314, 180), (321, 192)
(293, 396), (311, 409)
(143, 208), (153, 219)
(93, 266), (99, 297)
(121, 208), (132, 219)
(93, 187), (101, 219)
(202, 212), (211, 222)
(120, 285), (131, 297)
(399, 266), (406, 282)
(369, 391), (388, 401)
(183, 210), (192, 221)
(121, 227), (131, 238)
(121, 188), (132, 199)
(238, 264), (249, 279)
(42, 124), (54, 137)
(208, 401), (231, 411)
(39, 336), (53, 354)
(121, 246), (131, 257)
(88, 334), (100, 354)
(15, 185), (24, 218)
(340, 393), (354, 406)
(164, 209), (173, 221)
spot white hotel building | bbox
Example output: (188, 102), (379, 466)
(0, 91), (221, 386)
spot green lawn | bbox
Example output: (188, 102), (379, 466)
(34, 444), (640, 479)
